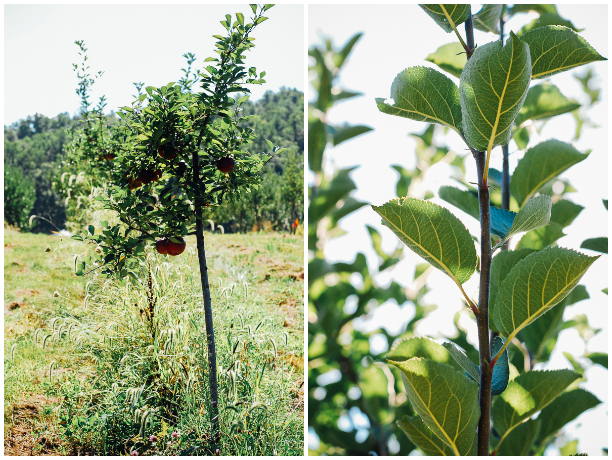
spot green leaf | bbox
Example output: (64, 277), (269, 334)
(386, 336), (460, 370)
(560, 440), (578, 456)
(360, 365), (391, 425)
(473, 4), (503, 34)
(372, 197), (477, 285)
(376, 66), (463, 136)
(308, 115), (327, 174)
(309, 168), (356, 223)
(330, 124), (373, 146)
(536, 388), (601, 445)
(438, 186), (479, 220)
(603, 199), (608, 210)
(235, 12), (244, 26)
(443, 342), (479, 381)
(460, 32), (531, 153)
(492, 369), (580, 436)
(550, 199), (584, 228)
(518, 12), (583, 36)
(419, 4), (471, 33)
(397, 416), (455, 456)
(510, 139), (589, 207)
(514, 83), (580, 126)
(425, 42), (466, 79)
(494, 194), (552, 249)
(512, 126), (530, 150)
(334, 32), (363, 70)
(580, 237), (608, 254)
(516, 221), (565, 250)
(519, 285), (589, 358)
(520, 26), (607, 79)
(586, 352), (608, 369)
(492, 247), (599, 341)
(390, 358), (479, 456)
(489, 249), (536, 328)
(497, 419), (541, 456)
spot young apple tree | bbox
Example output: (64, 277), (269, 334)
(375, 4), (606, 455)
(70, 4), (284, 447)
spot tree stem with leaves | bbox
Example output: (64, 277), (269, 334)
(465, 13), (493, 456)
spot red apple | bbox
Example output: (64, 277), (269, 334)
(216, 156), (235, 173)
(155, 239), (169, 255)
(158, 144), (177, 160)
(166, 237), (186, 256)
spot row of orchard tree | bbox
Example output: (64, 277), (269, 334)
(4, 89), (303, 234)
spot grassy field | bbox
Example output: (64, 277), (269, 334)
(4, 226), (304, 455)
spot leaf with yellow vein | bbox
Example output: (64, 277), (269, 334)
(460, 32), (531, 153)
(397, 415), (456, 456)
(376, 66), (463, 136)
(492, 247), (599, 341)
(420, 4), (471, 33)
(390, 358), (479, 456)
(520, 25), (607, 79)
(372, 197), (477, 285)
(492, 369), (580, 437)
(511, 139), (588, 207)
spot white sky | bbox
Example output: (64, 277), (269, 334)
(309, 4), (608, 456)
(4, 4), (304, 125)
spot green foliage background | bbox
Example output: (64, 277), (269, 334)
(4, 88), (303, 234)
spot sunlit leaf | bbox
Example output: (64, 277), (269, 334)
(390, 358), (479, 456)
(520, 26), (607, 79)
(511, 140), (588, 207)
(493, 247), (599, 341)
(515, 83), (580, 126)
(492, 369), (580, 436)
(376, 66), (463, 136)
(419, 4), (471, 33)
(516, 222), (565, 250)
(494, 194), (552, 249)
(426, 42), (466, 79)
(460, 32), (531, 153)
(372, 197), (477, 285)
(397, 415), (455, 456)
(473, 4), (503, 34)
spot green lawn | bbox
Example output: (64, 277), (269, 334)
(4, 227), (304, 455)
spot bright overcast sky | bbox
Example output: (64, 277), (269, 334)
(309, 4), (607, 456)
(4, 4), (304, 125)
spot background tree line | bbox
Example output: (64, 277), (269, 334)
(3, 87), (303, 234)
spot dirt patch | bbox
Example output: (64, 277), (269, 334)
(4, 394), (64, 456)
(13, 289), (40, 298)
(4, 301), (25, 316)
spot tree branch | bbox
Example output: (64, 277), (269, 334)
(466, 12), (493, 456)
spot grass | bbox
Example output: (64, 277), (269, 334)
(4, 226), (304, 455)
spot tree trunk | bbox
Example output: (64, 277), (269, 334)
(192, 142), (220, 447)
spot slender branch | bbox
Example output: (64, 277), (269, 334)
(475, 148), (493, 456)
(466, 11), (493, 455)
(441, 5), (469, 55)
(464, 11), (475, 58)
